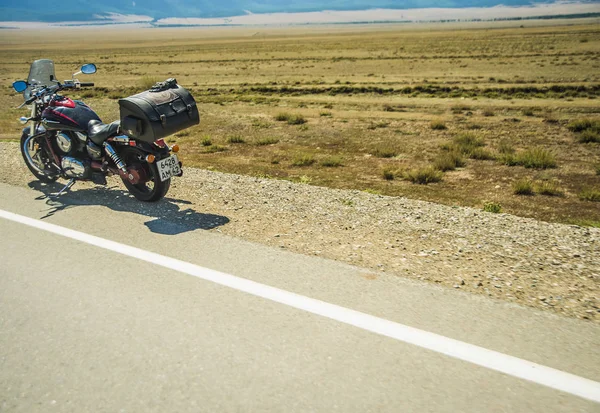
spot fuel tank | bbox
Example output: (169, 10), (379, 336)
(42, 98), (101, 132)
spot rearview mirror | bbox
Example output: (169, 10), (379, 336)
(81, 64), (96, 74)
(13, 80), (28, 93)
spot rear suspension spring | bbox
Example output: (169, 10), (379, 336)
(103, 142), (127, 172)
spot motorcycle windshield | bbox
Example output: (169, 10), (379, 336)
(24, 59), (57, 101)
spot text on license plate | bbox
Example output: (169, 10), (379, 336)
(157, 154), (181, 182)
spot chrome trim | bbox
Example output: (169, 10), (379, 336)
(103, 142), (127, 172)
(56, 132), (72, 153)
(111, 135), (130, 144)
(61, 157), (87, 178)
(22, 135), (47, 175)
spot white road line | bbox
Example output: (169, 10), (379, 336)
(1, 208), (599, 403)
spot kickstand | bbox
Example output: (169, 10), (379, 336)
(48, 178), (76, 199)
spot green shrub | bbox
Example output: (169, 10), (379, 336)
(403, 167), (443, 184)
(433, 151), (465, 171)
(255, 137), (279, 146)
(499, 153), (519, 166)
(535, 180), (564, 197)
(291, 154), (315, 167)
(513, 179), (535, 195)
(516, 147), (557, 169)
(577, 130), (600, 143)
(579, 188), (600, 202)
(431, 121), (447, 130)
(201, 136), (212, 146)
(321, 156), (343, 167)
(227, 135), (245, 144)
(483, 202), (502, 213)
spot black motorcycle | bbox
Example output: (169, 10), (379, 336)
(12, 59), (199, 202)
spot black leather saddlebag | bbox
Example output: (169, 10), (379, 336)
(119, 78), (199, 142)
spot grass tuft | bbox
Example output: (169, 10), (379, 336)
(516, 147), (557, 169)
(567, 119), (600, 133)
(291, 153), (316, 167)
(320, 156), (343, 167)
(483, 202), (502, 213)
(430, 120), (447, 130)
(204, 145), (227, 153)
(371, 146), (398, 158)
(139, 76), (160, 90)
(579, 188), (600, 202)
(201, 136), (212, 146)
(513, 179), (535, 195)
(255, 137), (279, 146)
(275, 112), (306, 125)
(382, 168), (395, 180)
(535, 180), (564, 197)
(433, 151), (465, 171)
(227, 135), (246, 144)
(577, 130), (600, 143)
(403, 167), (443, 184)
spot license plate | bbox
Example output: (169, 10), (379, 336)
(157, 154), (181, 182)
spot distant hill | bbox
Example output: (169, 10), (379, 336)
(0, 1), (570, 22)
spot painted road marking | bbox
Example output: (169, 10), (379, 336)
(1, 208), (599, 403)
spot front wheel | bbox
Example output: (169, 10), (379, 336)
(20, 133), (59, 183)
(118, 146), (170, 202)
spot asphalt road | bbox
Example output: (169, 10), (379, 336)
(0, 181), (599, 412)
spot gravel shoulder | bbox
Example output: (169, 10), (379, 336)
(1, 141), (598, 322)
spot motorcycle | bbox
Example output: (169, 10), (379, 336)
(12, 59), (200, 202)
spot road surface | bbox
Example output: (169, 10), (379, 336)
(0, 182), (598, 412)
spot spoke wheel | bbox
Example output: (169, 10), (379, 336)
(20, 133), (59, 183)
(118, 146), (170, 202)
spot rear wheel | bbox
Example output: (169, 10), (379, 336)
(20, 133), (59, 183)
(118, 146), (170, 202)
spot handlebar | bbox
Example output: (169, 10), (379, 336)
(80, 82), (94, 87)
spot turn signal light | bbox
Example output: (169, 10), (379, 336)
(145, 154), (156, 163)
(171, 144), (180, 153)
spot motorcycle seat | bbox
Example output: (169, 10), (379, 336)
(88, 120), (120, 145)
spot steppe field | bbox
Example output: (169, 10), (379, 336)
(1, 20), (599, 225)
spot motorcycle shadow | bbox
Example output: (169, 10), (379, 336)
(28, 181), (230, 235)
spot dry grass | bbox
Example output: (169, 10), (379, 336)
(1, 21), (599, 225)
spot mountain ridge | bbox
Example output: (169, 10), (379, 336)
(0, 0), (579, 22)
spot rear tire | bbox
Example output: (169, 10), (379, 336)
(118, 146), (170, 202)
(20, 133), (59, 183)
